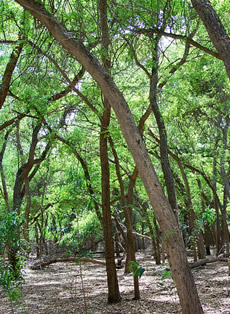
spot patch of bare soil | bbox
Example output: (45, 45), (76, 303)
(0, 253), (229, 313)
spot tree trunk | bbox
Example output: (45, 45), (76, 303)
(197, 232), (206, 260)
(0, 129), (11, 210)
(100, 108), (121, 303)
(197, 179), (212, 255)
(35, 223), (40, 258)
(150, 52), (178, 217)
(137, 200), (161, 264)
(213, 149), (221, 255)
(0, 43), (23, 109)
(191, 0), (230, 80)
(124, 174), (140, 299)
(24, 178), (31, 243)
(223, 188), (230, 254)
(14, 1), (203, 312)
(141, 223), (145, 251)
(153, 217), (161, 265)
(124, 204), (140, 300)
(99, 0), (120, 303)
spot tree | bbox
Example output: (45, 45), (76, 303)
(13, 0), (203, 312)
(99, 0), (121, 303)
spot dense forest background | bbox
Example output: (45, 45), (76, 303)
(0, 0), (229, 312)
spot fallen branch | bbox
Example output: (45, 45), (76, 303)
(190, 255), (229, 269)
(31, 257), (106, 270)
(133, 231), (152, 241)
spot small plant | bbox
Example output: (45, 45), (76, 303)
(129, 261), (145, 278)
(159, 265), (177, 308)
(0, 211), (25, 307)
(161, 268), (172, 281)
(0, 257), (24, 301)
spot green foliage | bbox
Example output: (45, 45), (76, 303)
(0, 211), (25, 303)
(202, 207), (216, 226)
(0, 257), (24, 302)
(161, 268), (172, 281)
(59, 211), (101, 254)
(0, 211), (21, 255)
(189, 207), (216, 243)
(128, 261), (145, 278)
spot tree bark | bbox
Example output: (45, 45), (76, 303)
(14, 1), (203, 312)
(222, 188), (230, 254)
(220, 120), (230, 199)
(0, 43), (23, 109)
(0, 129), (12, 210)
(99, 0), (120, 303)
(24, 178), (31, 242)
(191, 0), (230, 80)
(13, 124), (41, 211)
(213, 144), (221, 255)
(0, 114), (26, 132)
(150, 54), (178, 216)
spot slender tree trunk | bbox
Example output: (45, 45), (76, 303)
(153, 217), (161, 264)
(213, 146), (221, 255)
(124, 173), (140, 299)
(197, 179), (211, 255)
(223, 188), (230, 254)
(24, 178), (31, 243)
(0, 129), (11, 211)
(150, 56), (178, 216)
(137, 201), (160, 263)
(141, 223), (145, 251)
(35, 223), (40, 258)
(197, 232), (206, 260)
(37, 220), (44, 257)
(100, 109), (120, 303)
(14, 1), (203, 312)
(109, 113), (140, 297)
(124, 206), (140, 299)
(99, 0), (120, 303)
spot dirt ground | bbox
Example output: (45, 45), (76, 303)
(0, 252), (229, 314)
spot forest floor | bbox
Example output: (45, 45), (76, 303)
(0, 252), (229, 314)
